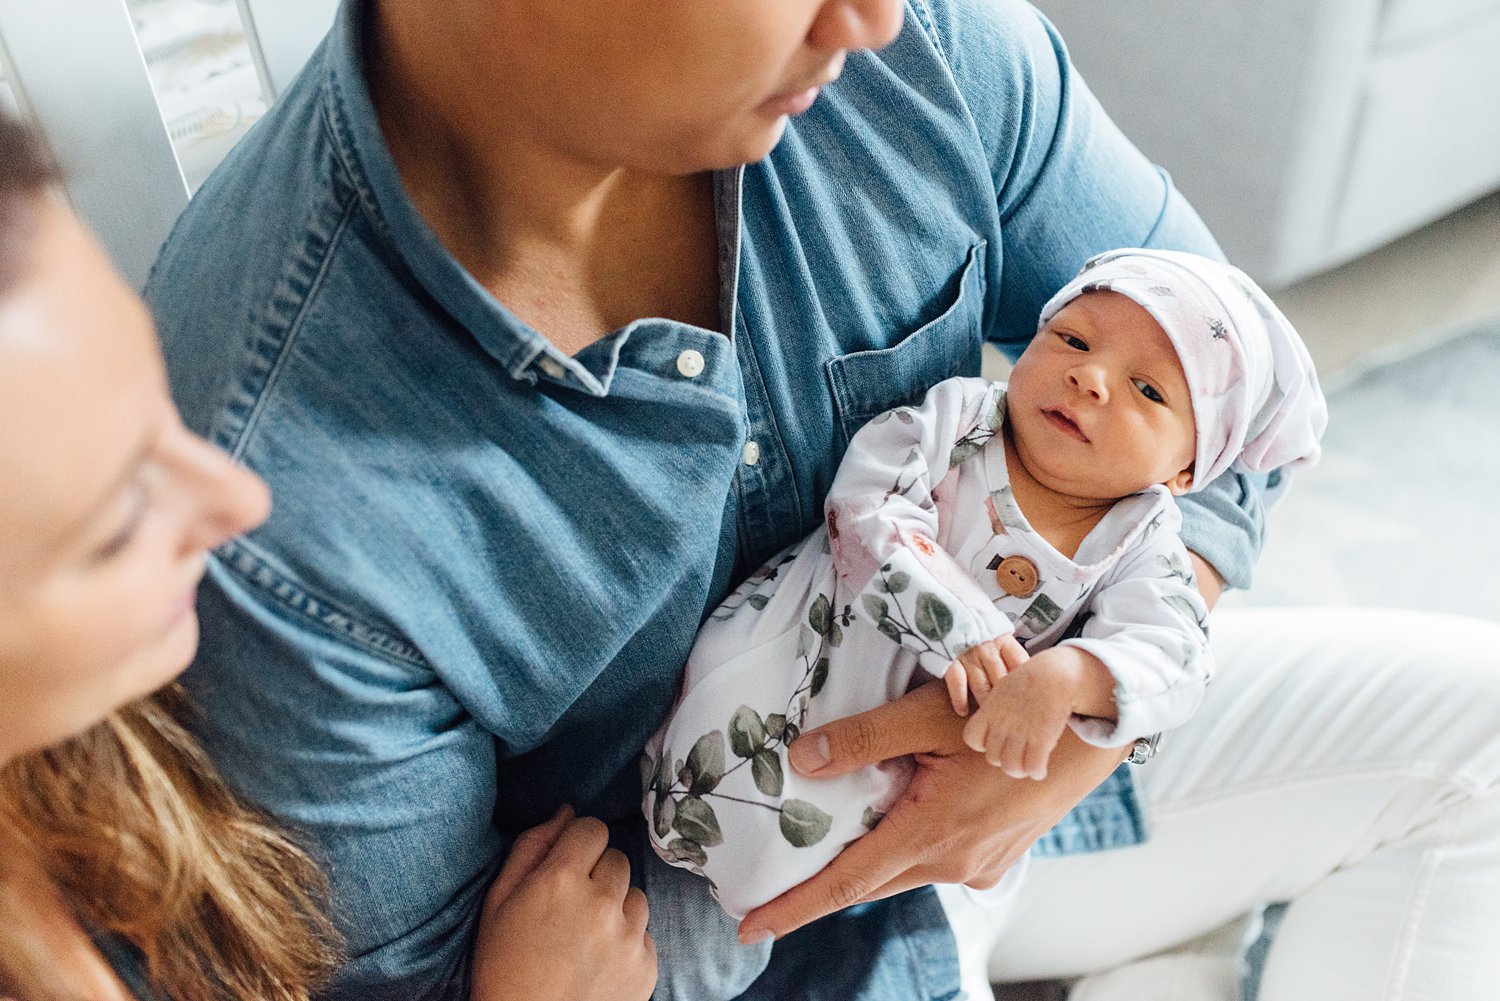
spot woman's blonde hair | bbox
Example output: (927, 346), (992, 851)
(0, 687), (341, 1001)
(0, 109), (339, 1000)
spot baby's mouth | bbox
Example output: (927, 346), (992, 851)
(1042, 408), (1089, 443)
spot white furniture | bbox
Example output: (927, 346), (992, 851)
(0, 0), (337, 288)
(1033, 0), (1500, 288)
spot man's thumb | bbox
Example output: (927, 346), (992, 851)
(788, 688), (946, 776)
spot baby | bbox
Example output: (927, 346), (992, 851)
(641, 249), (1326, 1000)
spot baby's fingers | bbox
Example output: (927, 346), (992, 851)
(943, 662), (970, 716)
(997, 634), (1029, 673)
(993, 734), (1030, 779)
(1020, 730), (1062, 781)
(974, 642), (1007, 689)
(962, 711), (989, 754)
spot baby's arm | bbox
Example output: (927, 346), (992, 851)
(962, 529), (1212, 778)
(827, 377), (1015, 678)
(1059, 532), (1212, 749)
(960, 644), (1118, 779)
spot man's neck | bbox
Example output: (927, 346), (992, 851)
(365, 4), (678, 286)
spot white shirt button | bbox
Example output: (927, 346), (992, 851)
(676, 349), (706, 378)
(538, 356), (566, 379)
(742, 440), (761, 466)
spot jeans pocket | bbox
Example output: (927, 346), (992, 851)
(824, 240), (987, 450)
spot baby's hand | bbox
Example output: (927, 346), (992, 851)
(942, 633), (1029, 716)
(960, 650), (1081, 780)
(470, 806), (657, 1001)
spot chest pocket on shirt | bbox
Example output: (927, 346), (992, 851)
(825, 240), (987, 451)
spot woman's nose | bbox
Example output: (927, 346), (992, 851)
(177, 431), (272, 556)
(808, 0), (904, 53)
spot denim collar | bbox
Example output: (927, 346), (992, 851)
(320, 0), (743, 396)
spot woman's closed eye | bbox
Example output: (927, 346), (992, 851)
(1132, 378), (1166, 405)
(91, 483), (149, 564)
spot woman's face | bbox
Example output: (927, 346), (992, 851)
(462, 0), (906, 171)
(0, 200), (270, 763)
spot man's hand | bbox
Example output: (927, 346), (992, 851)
(736, 681), (1127, 943)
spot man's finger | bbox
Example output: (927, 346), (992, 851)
(738, 811), (918, 941)
(788, 681), (959, 777)
(484, 804), (574, 907)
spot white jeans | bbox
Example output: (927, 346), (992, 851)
(944, 606), (1500, 1000)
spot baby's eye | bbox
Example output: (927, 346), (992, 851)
(1058, 332), (1088, 351)
(1133, 379), (1165, 404)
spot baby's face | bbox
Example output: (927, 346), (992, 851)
(1007, 291), (1197, 500)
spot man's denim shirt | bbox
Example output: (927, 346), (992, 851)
(146, 0), (1261, 997)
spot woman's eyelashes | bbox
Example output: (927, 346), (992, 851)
(91, 482), (149, 564)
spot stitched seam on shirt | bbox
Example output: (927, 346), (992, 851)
(993, 11), (1065, 227)
(215, 537), (432, 670)
(907, 0), (944, 62)
(1138, 166), (1177, 247)
(220, 195), (358, 461)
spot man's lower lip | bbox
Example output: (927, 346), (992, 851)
(765, 86), (820, 116)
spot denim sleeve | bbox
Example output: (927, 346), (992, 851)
(913, 0), (1263, 588)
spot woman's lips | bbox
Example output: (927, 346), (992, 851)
(1042, 408), (1089, 442)
(763, 85), (821, 116)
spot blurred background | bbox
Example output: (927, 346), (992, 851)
(2, 3), (1494, 999)
(1, 0), (1495, 618)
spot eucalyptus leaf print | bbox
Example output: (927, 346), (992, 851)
(809, 593), (831, 635)
(914, 591), (955, 643)
(653, 788), (677, 839)
(810, 657), (830, 697)
(1017, 593), (1063, 636)
(674, 796), (724, 847)
(949, 390), (1006, 468)
(686, 731), (726, 794)
(989, 485), (1027, 532)
(729, 706), (768, 758)
(779, 799), (833, 848)
(1161, 594), (1210, 637)
(751, 750), (784, 796)
(765, 713), (787, 740)
(664, 838), (708, 868)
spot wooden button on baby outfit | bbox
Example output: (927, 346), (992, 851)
(995, 556), (1040, 597)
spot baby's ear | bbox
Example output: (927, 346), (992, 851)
(1164, 465), (1195, 496)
